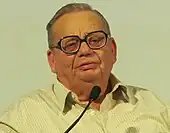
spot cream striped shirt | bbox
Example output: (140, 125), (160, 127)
(0, 74), (170, 133)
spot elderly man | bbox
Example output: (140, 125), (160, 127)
(0, 2), (170, 133)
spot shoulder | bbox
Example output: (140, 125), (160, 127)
(127, 85), (167, 106)
(127, 85), (170, 112)
(0, 85), (60, 130)
(126, 85), (170, 127)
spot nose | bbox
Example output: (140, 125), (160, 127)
(77, 41), (93, 57)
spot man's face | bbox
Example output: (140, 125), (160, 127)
(47, 11), (117, 94)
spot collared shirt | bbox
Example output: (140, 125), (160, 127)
(0, 74), (170, 133)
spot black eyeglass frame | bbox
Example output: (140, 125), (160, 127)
(49, 30), (109, 54)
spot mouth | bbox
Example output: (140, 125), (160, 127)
(77, 62), (98, 70)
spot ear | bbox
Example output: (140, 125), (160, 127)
(47, 49), (57, 73)
(110, 37), (117, 64)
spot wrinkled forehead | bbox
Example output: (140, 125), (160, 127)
(51, 11), (106, 42)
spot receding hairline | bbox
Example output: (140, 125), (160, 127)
(50, 10), (109, 35)
(46, 3), (111, 48)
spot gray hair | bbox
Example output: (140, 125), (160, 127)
(46, 3), (111, 48)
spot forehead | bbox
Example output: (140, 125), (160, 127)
(51, 11), (105, 41)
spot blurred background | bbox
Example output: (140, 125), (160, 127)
(0, 0), (170, 112)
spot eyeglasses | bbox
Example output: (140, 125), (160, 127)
(50, 30), (109, 54)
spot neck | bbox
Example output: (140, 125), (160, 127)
(57, 75), (112, 109)
(90, 102), (101, 110)
(90, 80), (113, 110)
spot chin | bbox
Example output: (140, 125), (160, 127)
(79, 77), (97, 83)
(77, 69), (101, 83)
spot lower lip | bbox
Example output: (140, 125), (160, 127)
(79, 63), (97, 70)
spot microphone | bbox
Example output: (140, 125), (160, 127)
(64, 86), (101, 133)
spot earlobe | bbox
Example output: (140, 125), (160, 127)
(111, 38), (117, 55)
(47, 49), (53, 63)
(47, 50), (56, 73)
(110, 38), (117, 64)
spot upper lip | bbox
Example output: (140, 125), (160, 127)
(76, 61), (98, 68)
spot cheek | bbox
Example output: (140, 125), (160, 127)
(98, 48), (114, 70)
(63, 62), (72, 69)
(55, 54), (74, 73)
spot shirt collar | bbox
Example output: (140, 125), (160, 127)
(52, 80), (71, 112)
(109, 73), (137, 104)
(52, 73), (137, 112)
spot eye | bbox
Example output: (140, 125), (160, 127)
(62, 38), (79, 51)
(66, 40), (77, 46)
(88, 36), (104, 43)
(87, 35), (105, 48)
